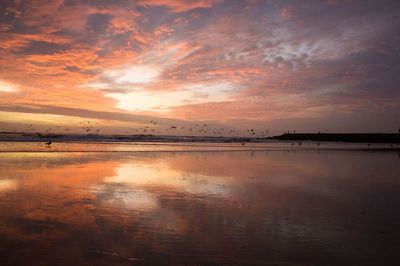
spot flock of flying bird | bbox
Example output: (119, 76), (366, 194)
(18, 121), (331, 149)
(21, 120), (276, 147)
(123, 121), (273, 138)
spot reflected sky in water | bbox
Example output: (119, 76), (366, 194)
(0, 147), (399, 265)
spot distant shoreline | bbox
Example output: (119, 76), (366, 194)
(0, 132), (254, 143)
(1, 132), (400, 144)
(269, 133), (400, 143)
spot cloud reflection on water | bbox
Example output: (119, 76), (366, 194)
(0, 150), (399, 264)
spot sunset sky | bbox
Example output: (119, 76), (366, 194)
(0, 0), (399, 135)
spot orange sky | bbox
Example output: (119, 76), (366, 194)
(0, 0), (399, 135)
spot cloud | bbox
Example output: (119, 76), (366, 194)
(281, 7), (294, 18)
(0, 103), (188, 128)
(137, 0), (220, 12)
(86, 13), (114, 33)
(0, 80), (19, 93)
(105, 65), (159, 84)
(0, 0), (399, 132)
(12, 40), (69, 55)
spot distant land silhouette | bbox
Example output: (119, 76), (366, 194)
(270, 133), (400, 143)
(0, 131), (399, 144)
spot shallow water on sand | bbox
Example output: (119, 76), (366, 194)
(0, 142), (399, 265)
(0, 140), (396, 152)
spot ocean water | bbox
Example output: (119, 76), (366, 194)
(0, 141), (399, 265)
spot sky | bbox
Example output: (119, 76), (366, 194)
(0, 0), (399, 136)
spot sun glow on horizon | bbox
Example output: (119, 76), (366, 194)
(106, 82), (236, 112)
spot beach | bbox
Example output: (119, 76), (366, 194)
(0, 141), (399, 264)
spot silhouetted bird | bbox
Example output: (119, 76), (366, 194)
(45, 141), (52, 146)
